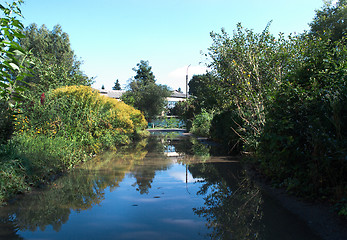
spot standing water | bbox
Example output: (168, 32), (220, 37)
(0, 132), (321, 240)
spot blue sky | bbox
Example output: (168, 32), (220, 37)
(19, 0), (326, 92)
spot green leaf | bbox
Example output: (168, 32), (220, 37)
(13, 49), (25, 56)
(15, 86), (26, 92)
(0, 82), (10, 88)
(11, 96), (23, 102)
(9, 62), (20, 71)
(12, 19), (24, 29)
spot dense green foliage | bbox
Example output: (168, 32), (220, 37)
(188, 73), (227, 112)
(0, 0), (28, 102)
(18, 85), (148, 152)
(208, 23), (296, 150)
(258, 1), (347, 206)
(2, 21), (93, 143)
(210, 109), (243, 154)
(19, 24), (92, 94)
(1, 85), (147, 203)
(190, 109), (213, 137)
(0, 100), (13, 144)
(179, 0), (347, 215)
(133, 60), (156, 85)
(309, 0), (346, 43)
(0, 0), (30, 143)
(122, 60), (171, 121)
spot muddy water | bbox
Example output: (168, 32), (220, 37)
(0, 132), (321, 240)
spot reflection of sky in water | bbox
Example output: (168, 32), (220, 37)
(169, 169), (204, 183)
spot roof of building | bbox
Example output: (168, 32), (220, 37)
(170, 90), (187, 98)
(95, 89), (187, 99)
(96, 89), (125, 99)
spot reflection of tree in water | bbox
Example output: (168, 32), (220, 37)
(130, 165), (157, 194)
(171, 136), (209, 156)
(168, 134), (229, 159)
(130, 135), (172, 194)
(167, 133), (263, 239)
(190, 163), (263, 240)
(0, 140), (149, 234)
(5, 168), (126, 233)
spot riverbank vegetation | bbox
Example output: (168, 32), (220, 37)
(175, 0), (347, 216)
(0, 1), (147, 204)
(1, 86), (147, 204)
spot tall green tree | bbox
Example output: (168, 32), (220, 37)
(188, 73), (228, 112)
(19, 24), (92, 94)
(208, 23), (296, 149)
(132, 60), (155, 86)
(121, 60), (170, 121)
(309, 0), (346, 43)
(0, 0), (28, 103)
(0, 0), (30, 143)
(112, 79), (121, 90)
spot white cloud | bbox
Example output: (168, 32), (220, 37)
(169, 171), (204, 183)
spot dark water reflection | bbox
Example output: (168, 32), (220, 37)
(0, 132), (321, 240)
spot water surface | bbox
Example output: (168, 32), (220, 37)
(0, 132), (321, 239)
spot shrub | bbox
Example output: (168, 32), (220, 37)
(258, 83), (347, 202)
(190, 109), (213, 137)
(0, 100), (13, 144)
(17, 85), (147, 154)
(210, 109), (243, 154)
(1, 85), (148, 204)
(0, 143), (28, 201)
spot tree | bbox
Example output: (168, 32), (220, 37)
(309, 0), (346, 43)
(0, 0), (29, 104)
(0, 0), (30, 143)
(132, 60), (155, 86)
(188, 73), (228, 112)
(208, 23), (295, 150)
(121, 60), (170, 121)
(112, 79), (121, 90)
(19, 24), (92, 93)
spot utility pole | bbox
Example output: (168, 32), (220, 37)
(186, 64), (191, 99)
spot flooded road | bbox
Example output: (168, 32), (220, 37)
(0, 132), (322, 239)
